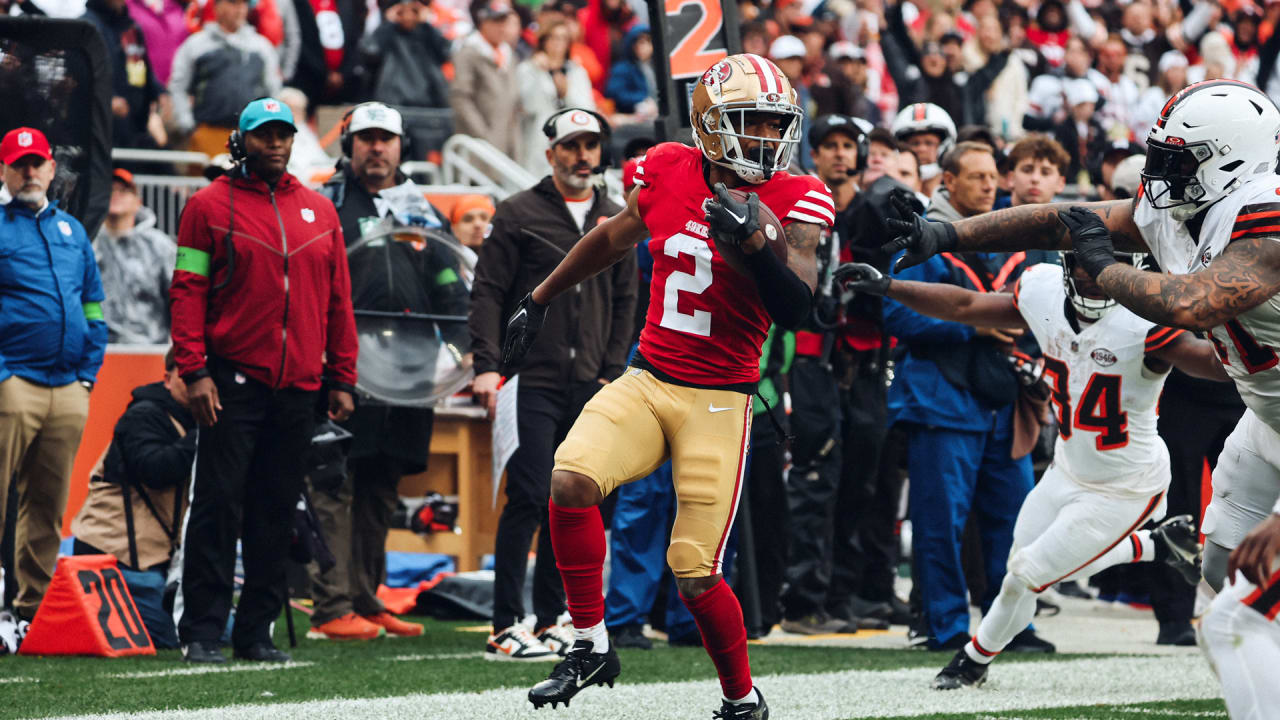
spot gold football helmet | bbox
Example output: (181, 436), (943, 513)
(690, 53), (803, 184)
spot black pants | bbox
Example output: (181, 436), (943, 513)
(780, 358), (845, 619)
(1149, 390), (1243, 624)
(492, 383), (598, 631)
(743, 414), (789, 631)
(839, 365), (896, 605)
(178, 365), (316, 649)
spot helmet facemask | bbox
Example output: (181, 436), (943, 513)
(1060, 251), (1148, 320)
(1140, 138), (1216, 220)
(696, 104), (802, 184)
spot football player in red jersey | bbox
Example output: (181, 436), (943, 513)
(501, 54), (834, 718)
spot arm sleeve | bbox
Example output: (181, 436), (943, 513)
(117, 405), (197, 490)
(1067, 0), (1100, 42)
(1180, 1), (1214, 45)
(78, 234), (108, 383)
(170, 194), (213, 378)
(879, 30), (922, 107)
(323, 219), (358, 387)
(882, 255), (978, 345)
(449, 48), (490, 137)
(744, 243), (812, 330)
(468, 211), (522, 375)
(167, 39), (195, 132)
(601, 246), (637, 379)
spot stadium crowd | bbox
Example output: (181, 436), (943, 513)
(0, 0), (1263, 672)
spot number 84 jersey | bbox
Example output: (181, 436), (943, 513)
(633, 142), (834, 386)
(1013, 264), (1182, 496)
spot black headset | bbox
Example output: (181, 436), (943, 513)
(339, 103), (413, 160)
(542, 107), (613, 172)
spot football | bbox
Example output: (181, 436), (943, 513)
(714, 188), (788, 277)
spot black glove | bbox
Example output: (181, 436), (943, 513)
(881, 191), (958, 271)
(1007, 351), (1050, 401)
(704, 182), (761, 248)
(833, 262), (892, 296)
(1058, 206), (1116, 278)
(500, 293), (548, 369)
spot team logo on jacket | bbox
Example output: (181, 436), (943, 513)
(57, 220), (71, 236)
(301, 208), (315, 223)
(1091, 348), (1118, 366)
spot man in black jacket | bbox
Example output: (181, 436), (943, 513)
(313, 101), (468, 641)
(470, 109), (636, 660)
(81, 0), (169, 151)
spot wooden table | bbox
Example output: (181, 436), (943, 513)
(387, 406), (506, 572)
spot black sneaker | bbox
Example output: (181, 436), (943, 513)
(182, 641), (227, 664)
(1152, 514), (1202, 586)
(1156, 620), (1197, 646)
(528, 639), (620, 709)
(233, 643), (292, 662)
(611, 624), (652, 650)
(1005, 628), (1055, 653)
(931, 649), (988, 690)
(713, 687), (769, 719)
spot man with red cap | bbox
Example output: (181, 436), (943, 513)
(0, 126), (106, 653)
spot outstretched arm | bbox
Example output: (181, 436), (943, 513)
(1148, 332), (1231, 381)
(531, 189), (647, 305)
(885, 278), (1028, 330)
(1095, 237), (1280, 331)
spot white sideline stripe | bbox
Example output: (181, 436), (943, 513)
(0, 676), (37, 684)
(105, 661), (315, 679)
(36, 654), (1221, 720)
(382, 652), (477, 662)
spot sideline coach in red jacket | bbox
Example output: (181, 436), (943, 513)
(170, 98), (358, 664)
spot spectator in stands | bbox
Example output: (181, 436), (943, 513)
(278, 86), (332, 180)
(83, 0), (171, 151)
(360, 0), (451, 110)
(605, 25), (656, 119)
(1052, 78), (1106, 191)
(860, 127), (899, 186)
(308, 101), (466, 643)
(1004, 134), (1069, 266)
(1091, 34), (1141, 139)
(1135, 50), (1188, 134)
(93, 168), (175, 345)
(72, 347), (194, 574)
(450, 193), (495, 250)
(580, 0), (635, 93)
(171, 98), (357, 664)
(968, 13), (1028, 142)
(827, 42), (882, 125)
(126, 0), (189, 85)
(516, 19), (596, 174)
(470, 109), (635, 660)
(769, 35), (816, 171)
(0, 127), (106, 635)
(450, 0), (521, 161)
(885, 142), (1049, 653)
(893, 142), (923, 193)
(1094, 139), (1143, 202)
(168, 0), (282, 158)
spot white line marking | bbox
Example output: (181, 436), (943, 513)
(0, 676), (37, 684)
(381, 652), (478, 662)
(34, 654), (1221, 720)
(105, 661), (315, 679)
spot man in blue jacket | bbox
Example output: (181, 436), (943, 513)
(0, 126), (107, 643)
(884, 142), (1050, 653)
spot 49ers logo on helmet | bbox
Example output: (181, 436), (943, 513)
(702, 60), (732, 86)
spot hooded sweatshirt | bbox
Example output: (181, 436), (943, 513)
(94, 205), (176, 344)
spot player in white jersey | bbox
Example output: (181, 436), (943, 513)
(837, 253), (1224, 689)
(882, 79), (1280, 716)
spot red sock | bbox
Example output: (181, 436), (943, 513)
(548, 499), (605, 629)
(681, 578), (752, 700)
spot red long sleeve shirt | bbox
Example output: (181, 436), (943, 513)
(170, 172), (357, 391)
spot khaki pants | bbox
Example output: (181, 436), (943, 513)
(0, 376), (90, 618)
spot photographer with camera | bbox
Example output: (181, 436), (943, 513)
(307, 101), (469, 641)
(170, 97), (358, 664)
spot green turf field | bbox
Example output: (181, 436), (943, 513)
(0, 611), (1226, 720)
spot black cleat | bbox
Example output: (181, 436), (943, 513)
(713, 687), (769, 719)
(611, 624), (652, 650)
(1156, 620), (1197, 646)
(1151, 514), (1203, 586)
(233, 643), (292, 663)
(182, 641), (227, 664)
(932, 649), (988, 690)
(528, 640), (620, 709)
(1005, 628), (1055, 653)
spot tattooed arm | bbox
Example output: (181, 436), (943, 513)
(783, 220), (821, 293)
(1095, 237), (1280, 331)
(952, 200), (1150, 253)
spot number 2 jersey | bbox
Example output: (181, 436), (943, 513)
(1134, 174), (1280, 432)
(631, 142), (834, 387)
(1013, 264), (1182, 495)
